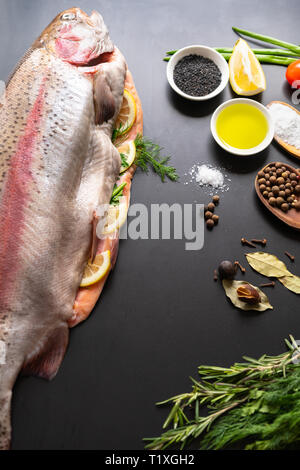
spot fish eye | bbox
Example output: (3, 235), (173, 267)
(61, 12), (76, 21)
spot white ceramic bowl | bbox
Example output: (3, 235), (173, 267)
(166, 45), (229, 101)
(210, 98), (275, 156)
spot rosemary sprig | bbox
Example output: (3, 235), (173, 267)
(144, 336), (300, 450)
(110, 182), (126, 205)
(134, 134), (179, 182)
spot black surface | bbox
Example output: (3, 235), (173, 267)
(0, 0), (299, 450)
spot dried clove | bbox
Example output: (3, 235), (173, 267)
(260, 281), (275, 288)
(285, 251), (295, 262)
(234, 261), (246, 273)
(251, 238), (267, 246)
(241, 238), (256, 248)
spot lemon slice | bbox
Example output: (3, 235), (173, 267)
(115, 89), (136, 135)
(80, 251), (111, 287)
(102, 202), (128, 235)
(118, 140), (136, 173)
(229, 39), (266, 96)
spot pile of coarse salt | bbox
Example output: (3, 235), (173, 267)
(187, 164), (230, 193)
(269, 102), (300, 150)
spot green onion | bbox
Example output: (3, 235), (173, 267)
(232, 26), (300, 55)
(163, 51), (296, 65)
(111, 182), (126, 199)
(221, 53), (295, 65)
(110, 182), (127, 205)
(216, 47), (299, 57)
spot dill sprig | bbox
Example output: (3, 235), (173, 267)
(112, 123), (131, 143)
(110, 182), (126, 205)
(144, 336), (300, 450)
(134, 135), (179, 182)
(120, 152), (128, 168)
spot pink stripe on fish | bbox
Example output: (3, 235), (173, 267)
(0, 79), (46, 308)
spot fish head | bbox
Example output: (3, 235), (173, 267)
(40, 8), (114, 65)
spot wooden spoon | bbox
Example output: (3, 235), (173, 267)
(267, 101), (300, 160)
(255, 162), (300, 230)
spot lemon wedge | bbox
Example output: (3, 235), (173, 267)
(80, 251), (111, 287)
(102, 202), (128, 235)
(115, 89), (136, 135)
(118, 140), (136, 173)
(229, 39), (266, 96)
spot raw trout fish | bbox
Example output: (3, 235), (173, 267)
(0, 8), (143, 449)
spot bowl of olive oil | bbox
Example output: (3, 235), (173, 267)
(211, 98), (274, 155)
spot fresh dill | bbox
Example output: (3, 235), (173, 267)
(134, 134), (179, 182)
(110, 182), (126, 205)
(144, 336), (300, 450)
(112, 123), (130, 143)
(120, 152), (128, 168)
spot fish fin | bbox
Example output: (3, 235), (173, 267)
(0, 391), (12, 450)
(22, 325), (69, 381)
(93, 72), (115, 125)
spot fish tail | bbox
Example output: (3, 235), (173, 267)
(0, 389), (12, 450)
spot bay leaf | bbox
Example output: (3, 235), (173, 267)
(278, 275), (300, 294)
(245, 252), (292, 278)
(222, 280), (273, 312)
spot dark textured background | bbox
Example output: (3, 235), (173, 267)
(0, 0), (299, 450)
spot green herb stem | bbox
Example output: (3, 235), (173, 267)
(134, 135), (179, 182)
(221, 52), (295, 65)
(111, 182), (126, 199)
(144, 337), (300, 450)
(216, 47), (299, 57)
(163, 52), (295, 65)
(110, 182), (127, 205)
(166, 48), (299, 58)
(232, 26), (300, 55)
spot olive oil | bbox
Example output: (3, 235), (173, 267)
(216, 103), (268, 149)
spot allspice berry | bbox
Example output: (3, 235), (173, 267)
(205, 210), (213, 220)
(276, 197), (285, 207)
(269, 197), (276, 206)
(212, 214), (219, 224)
(207, 202), (215, 212)
(293, 201), (300, 211)
(206, 219), (214, 229)
(212, 195), (220, 205)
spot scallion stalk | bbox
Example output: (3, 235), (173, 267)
(232, 26), (300, 55)
(220, 52), (295, 65)
(111, 182), (126, 199)
(216, 47), (299, 57)
(163, 52), (296, 65)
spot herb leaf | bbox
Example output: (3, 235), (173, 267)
(222, 279), (273, 311)
(120, 152), (128, 168)
(144, 336), (300, 450)
(134, 134), (179, 182)
(110, 182), (126, 205)
(245, 252), (292, 278)
(112, 123), (130, 143)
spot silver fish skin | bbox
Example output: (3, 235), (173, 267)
(0, 8), (126, 449)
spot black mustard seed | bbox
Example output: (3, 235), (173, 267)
(173, 54), (222, 97)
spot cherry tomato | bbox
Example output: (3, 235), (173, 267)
(286, 60), (300, 88)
